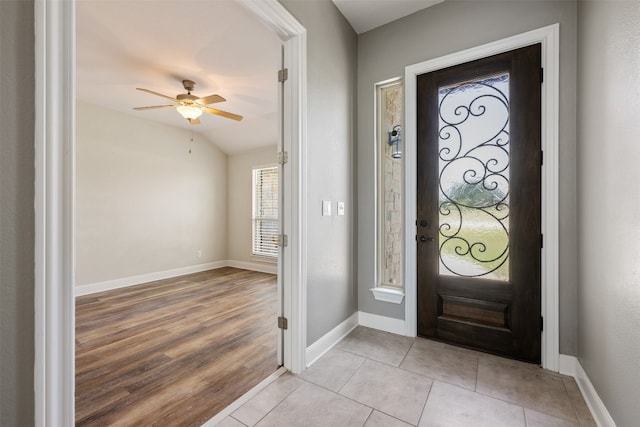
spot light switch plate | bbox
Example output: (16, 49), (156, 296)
(337, 202), (345, 216)
(322, 200), (332, 216)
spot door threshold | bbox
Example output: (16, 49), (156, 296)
(200, 366), (287, 426)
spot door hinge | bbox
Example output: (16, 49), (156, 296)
(278, 68), (288, 83)
(278, 151), (288, 165)
(541, 233), (544, 249)
(278, 316), (288, 330)
(540, 316), (544, 332)
(541, 150), (544, 166)
(278, 234), (288, 247)
(540, 68), (544, 83)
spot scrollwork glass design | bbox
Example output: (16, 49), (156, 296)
(438, 73), (510, 281)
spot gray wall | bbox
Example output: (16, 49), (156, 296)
(577, 2), (640, 425)
(279, 0), (359, 345)
(357, 0), (579, 355)
(0, 1), (35, 425)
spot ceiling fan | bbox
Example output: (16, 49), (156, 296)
(133, 79), (243, 124)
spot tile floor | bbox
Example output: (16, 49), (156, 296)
(217, 327), (596, 427)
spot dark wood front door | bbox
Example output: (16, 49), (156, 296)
(416, 44), (542, 363)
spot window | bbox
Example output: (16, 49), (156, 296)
(373, 79), (405, 303)
(252, 166), (279, 258)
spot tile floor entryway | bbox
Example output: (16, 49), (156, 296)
(217, 327), (596, 427)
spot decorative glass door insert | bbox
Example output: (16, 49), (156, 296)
(438, 73), (510, 281)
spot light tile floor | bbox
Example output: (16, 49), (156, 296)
(218, 327), (596, 427)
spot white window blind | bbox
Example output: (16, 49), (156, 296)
(252, 166), (279, 258)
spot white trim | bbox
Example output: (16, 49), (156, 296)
(305, 312), (358, 367)
(358, 311), (406, 336)
(74, 261), (227, 297)
(75, 260), (277, 297)
(35, 0), (76, 425)
(36, 0), (307, 422)
(558, 355), (617, 427)
(404, 24), (560, 371)
(228, 260), (278, 275)
(230, 0), (308, 375)
(370, 287), (405, 304)
(374, 77), (404, 293)
(200, 367), (287, 427)
(558, 354), (578, 377)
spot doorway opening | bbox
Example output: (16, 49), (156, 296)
(73, 1), (283, 422)
(34, 0), (307, 424)
(404, 24), (560, 370)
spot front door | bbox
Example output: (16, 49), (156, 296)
(416, 44), (542, 363)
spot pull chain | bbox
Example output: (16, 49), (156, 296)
(189, 129), (194, 154)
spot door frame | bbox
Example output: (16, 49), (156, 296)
(404, 24), (560, 370)
(34, 0), (307, 425)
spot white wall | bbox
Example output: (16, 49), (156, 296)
(227, 145), (278, 267)
(279, 0), (359, 345)
(75, 101), (228, 286)
(0, 1), (35, 424)
(577, 2), (640, 425)
(357, 0), (579, 355)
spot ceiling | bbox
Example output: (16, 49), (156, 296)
(76, 0), (444, 155)
(333, 0), (444, 34)
(76, 0), (281, 155)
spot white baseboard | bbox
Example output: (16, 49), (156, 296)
(305, 312), (359, 367)
(227, 260), (277, 275)
(558, 354), (578, 377)
(74, 260), (277, 297)
(75, 261), (227, 296)
(558, 355), (616, 427)
(358, 311), (406, 335)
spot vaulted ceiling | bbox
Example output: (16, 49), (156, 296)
(76, 0), (443, 155)
(76, 0), (281, 155)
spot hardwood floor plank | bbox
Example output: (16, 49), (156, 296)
(75, 267), (278, 426)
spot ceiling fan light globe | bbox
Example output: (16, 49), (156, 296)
(176, 105), (203, 120)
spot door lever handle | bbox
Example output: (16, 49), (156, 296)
(419, 236), (434, 242)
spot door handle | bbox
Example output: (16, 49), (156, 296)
(419, 236), (434, 242)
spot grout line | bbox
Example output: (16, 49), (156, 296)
(360, 408), (375, 427)
(199, 367), (286, 426)
(229, 415), (249, 427)
(397, 339), (416, 367)
(249, 377), (304, 427)
(560, 376), (583, 425)
(335, 354), (367, 394)
(415, 378), (435, 427)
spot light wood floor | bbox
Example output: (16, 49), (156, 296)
(75, 267), (278, 426)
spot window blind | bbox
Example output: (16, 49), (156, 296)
(252, 166), (279, 258)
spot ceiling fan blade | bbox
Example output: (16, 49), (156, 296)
(133, 105), (177, 110)
(203, 106), (243, 121)
(188, 117), (201, 125)
(197, 94), (226, 105)
(136, 88), (178, 102)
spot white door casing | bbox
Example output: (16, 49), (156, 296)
(404, 24), (560, 371)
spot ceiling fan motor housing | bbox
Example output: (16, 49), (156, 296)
(182, 79), (196, 92)
(177, 93), (199, 104)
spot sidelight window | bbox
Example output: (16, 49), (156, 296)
(376, 79), (404, 292)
